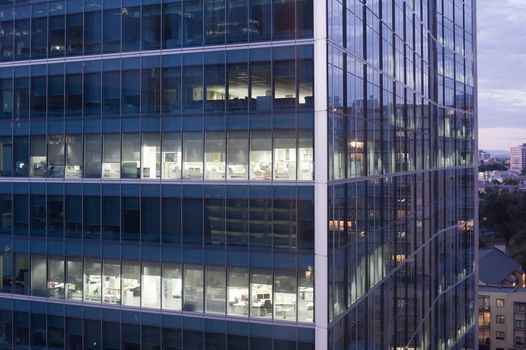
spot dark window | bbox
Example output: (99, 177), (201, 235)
(163, 1), (182, 49)
(249, 0), (271, 42)
(31, 5), (48, 59)
(66, 1), (83, 56)
(184, 0), (204, 46)
(162, 55), (181, 114)
(103, 5), (121, 53)
(142, 57), (161, 115)
(143, 5), (161, 50)
(122, 5), (141, 52)
(183, 186), (203, 246)
(122, 196), (140, 241)
(205, 0), (225, 45)
(48, 65), (65, 118)
(49, 2), (65, 57)
(84, 2), (102, 54)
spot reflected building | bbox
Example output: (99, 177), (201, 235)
(0, 0), (475, 349)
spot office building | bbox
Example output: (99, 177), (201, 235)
(510, 144), (526, 172)
(0, 0), (476, 349)
(479, 248), (526, 350)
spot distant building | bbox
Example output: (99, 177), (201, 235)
(479, 248), (526, 350)
(510, 144), (526, 172)
(480, 150), (492, 162)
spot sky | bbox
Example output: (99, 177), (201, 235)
(478, 0), (526, 150)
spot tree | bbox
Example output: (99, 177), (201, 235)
(479, 189), (526, 248)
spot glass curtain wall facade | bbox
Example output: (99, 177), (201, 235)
(325, 0), (476, 349)
(0, 0), (476, 349)
(0, 0), (317, 349)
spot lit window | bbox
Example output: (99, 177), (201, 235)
(496, 298), (505, 308)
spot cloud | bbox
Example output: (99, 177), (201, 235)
(477, 0), (526, 147)
(479, 128), (526, 150)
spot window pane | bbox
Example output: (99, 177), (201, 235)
(162, 133), (182, 179)
(84, 6), (102, 54)
(49, 2), (65, 57)
(183, 264), (204, 312)
(227, 267), (249, 316)
(206, 265), (226, 314)
(143, 5), (161, 50)
(298, 266), (313, 322)
(273, 47), (296, 110)
(297, 46), (314, 108)
(14, 253), (29, 294)
(15, 16), (30, 60)
(274, 269), (296, 321)
(142, 262), (161, 309)
(102, 134), (120, 179)
(205, 53), (225, 111)
(250, 269), (272, 318)
(273, 0), (295, 40)
(122, 6), (140, 51)
(205, 0), (225, 45)
(31, 4), (48, 59)
(161, 56), (181, 114)
(48, 66), (64, 117)
(65, 195), (82, 238)
(31, 255), (47, 297)
(84, 258), (102, 302)
(122, 134), (140, 179)
(13, 193), (28, 236)
(30, 193), (46, 236)
(183, 55), (203, 112)
(250, 130), (272, 180)
(102, 63), (120, 116)
(0, 77), (13, 119)
(122, 196), (140, 241)
(227, 131), (248, 180)
(162, 263), (182, 310)
(83, 195), (100, 239)
(183, 132), (203, 180)
(65, 257), (82, 300)
(274, 129), (296, 180)
(122, 61), (140, 115)
(0, 137), (13, 176)
(48, 257), (65, 299)
(298, 129), (313, 180)
(66, 11), (83, 56)
(163, 2), (182, 49)
(66, 134), (83, 178)
(205, 131), (226, 180)
(64, 63), (81, 118)
(183, 0), (204, 46)
(122, 261), (141, 307)
(227, 51), (248, 111)
(162, 195), (181, 244)
(1, 17), (14, 61)
(296, 0), (313, 38)
(250, 49), (271, 112)
(141, 59), (161, 115)
(103, 7), (121, 53)
(103, 260), (121, 304)
(142, 133), (161, 179)
(227, 0), (248, 43)
(13, 136), (29, 177)
(30, 68), (47, 118)
(48, 134), (65, 178)
(84, 134), (101, 178)
(30, 135), (47, 177)
(14, 74), (30, 119)
(249, 186), (272, 247)
(47, 195), (64, 237)
(249, 0), (271, 42)
(83, 69), (101, 116)
(102, 196), (120, 240)
(142, 195), (160, 242)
